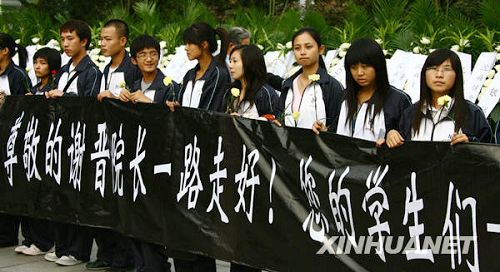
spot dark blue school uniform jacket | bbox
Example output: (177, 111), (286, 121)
(335, 86), (411, 140)
(220, 84), (280, 116)
(399, 100), (492, 143)
(0, 61), (32, 95)
(131, 70), (179, 104)
(279, 67), (344, 129)
(55, 54), (101, 97)
(178, 59), (230, 112)
(30, 81), (55, 95)
(102, 52), (141, 90)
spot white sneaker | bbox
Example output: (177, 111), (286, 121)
(22, 244), (47, 256)
(14, 245), (28, 253)
(44, 252), (58, 262)
(55, 255), (83, 266)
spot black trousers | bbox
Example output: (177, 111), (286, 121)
(94, 228), (135, 268)
(54, 222), (92, 261)
(0, 214), (19, 247)
(131, 239), (171, 272)
(20, 216), (54, 251)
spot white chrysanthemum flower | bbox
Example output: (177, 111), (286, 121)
(31, 37), (40, 44)
(437, 95), (452, 106)
(285, 41), (292, 49)
(338, 50), (347, 58)
(383, 49), (388, 56)
(429, 48), (436, 53)
(495, 45), (500, 52)
(420, 37), (431, 45)
(412, 46), (420, 54)
(91, 48), (101, 55)
(256, 44), (264, 50)
(166, 54), (174, 61)
(494, 64), (500, 72)
(160, 41), (167, 49)
(375, 38), (383, 45)
(276, 43), (285, 50)
(339, 43), (351, 51)
(98, 55), (106, 62)
(91, 55), (99, 62)
(330, 58), (340, 67)
(487, 69), (496, 79)
(451, 45), (460, 52)
(483, 78), (493, 87)
(15, 39), (21, 44)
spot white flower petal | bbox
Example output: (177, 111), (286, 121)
(487, 69), (496, 79)
(420, 37), (431, 45)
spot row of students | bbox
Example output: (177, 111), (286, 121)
(0, 21), (497, 272)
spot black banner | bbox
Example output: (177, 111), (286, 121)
(1, 96), (500, 271)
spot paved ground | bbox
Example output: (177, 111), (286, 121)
(0, 238), (231, 272)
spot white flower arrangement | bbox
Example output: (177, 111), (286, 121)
(478, 53), (500, 101)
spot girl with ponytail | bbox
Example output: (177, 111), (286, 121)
(166, 22), (230, 113)
(0, 33), (32, 97)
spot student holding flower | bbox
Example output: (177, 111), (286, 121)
(97, 19), (141, 102)
(221, 44), (279, 119)
(88, 17), (140, 272)
(314, 38), (411, 145)
(279, 27), (344, 130)
(117, 34), (179, 272)
(28, 47), (61, 95)
(13, 47), (61, 257)
(389, 48), (491, 146)
(119, 35), (178, 104)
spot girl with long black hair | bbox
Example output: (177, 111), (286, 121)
(390, 48), (491, 146)
(221, 44), (279, 119)
(315, 38), (411, 145)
